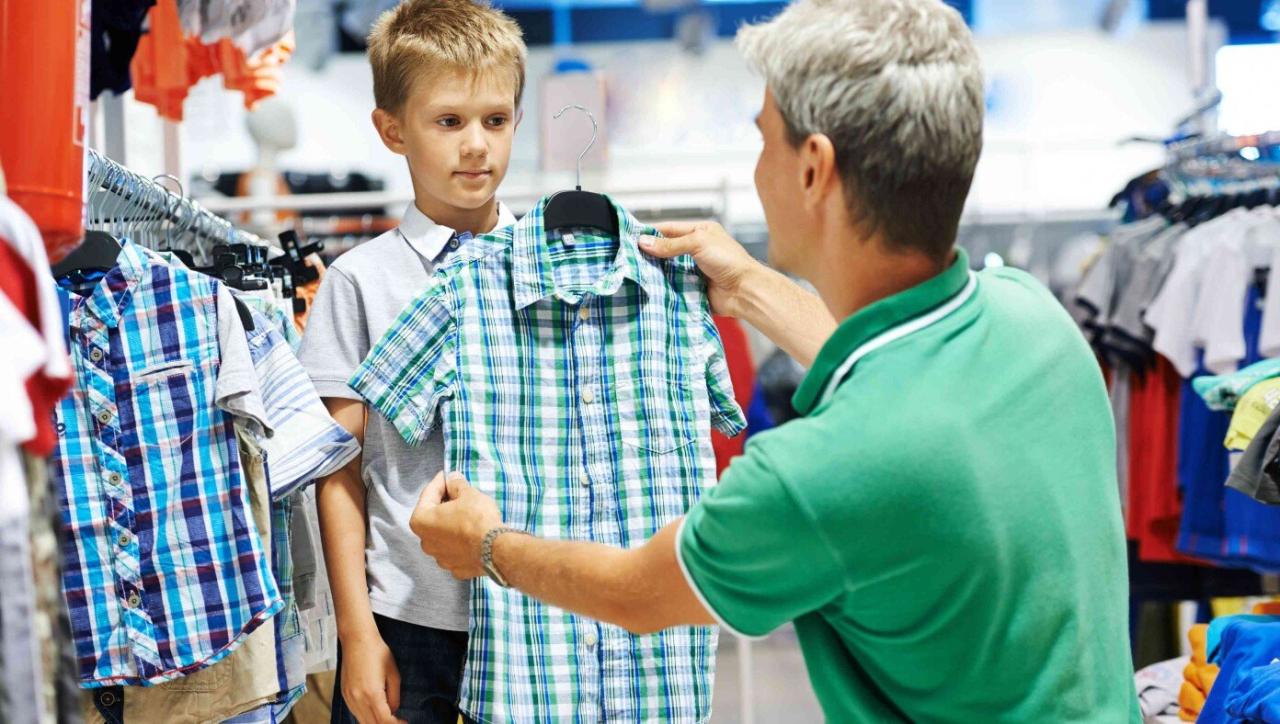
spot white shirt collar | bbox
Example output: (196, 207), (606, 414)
(398, 201), (517, 261)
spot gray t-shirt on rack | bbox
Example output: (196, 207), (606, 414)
(298, 202), (516, 631)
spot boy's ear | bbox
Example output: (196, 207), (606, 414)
(372, 108), (407, 156)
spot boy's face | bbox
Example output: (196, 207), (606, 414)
(374, 68), (518, 214)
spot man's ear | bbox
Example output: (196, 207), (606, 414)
(799, 133), (839, 212)
(372, 108), (407, 156)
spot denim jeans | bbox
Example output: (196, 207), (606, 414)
(330, 614), (468, 724)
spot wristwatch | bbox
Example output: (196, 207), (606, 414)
(481, 526), (525, 587)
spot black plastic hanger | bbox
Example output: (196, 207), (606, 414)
(543, 105), (619, 238)
(51, 230), (121, 277)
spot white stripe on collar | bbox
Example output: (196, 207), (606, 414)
(818, 271), (979, 408)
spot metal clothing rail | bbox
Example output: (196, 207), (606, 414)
(87, 149), (268, 261)
(1166, 130), (1280, 164)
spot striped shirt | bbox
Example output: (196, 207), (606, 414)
(52, 239), (282, 687)
(351, 196), (745, 722)
(241, 304), (359, 719)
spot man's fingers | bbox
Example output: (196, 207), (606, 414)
(445, 472), (468, 499)
(651, 220), (701, 238)
(639, 230), (700, 259)
(418, 472), (447, 508)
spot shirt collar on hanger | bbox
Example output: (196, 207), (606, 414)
(71, 238), (151, 331)
(511, 193), (658, 310)
(399, 200), (516, 262)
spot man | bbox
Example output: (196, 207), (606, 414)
(411, 0), (1139, 720)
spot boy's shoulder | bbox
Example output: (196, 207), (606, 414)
(325, 226), (422, 281)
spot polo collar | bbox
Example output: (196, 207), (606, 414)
(71, 237), (150, 331)
(793, 247), (973, 415)
(399, 201), (516, 262)
(511, 193), (657, 309)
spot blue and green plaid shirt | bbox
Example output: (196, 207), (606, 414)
(351, 196), (745, 722)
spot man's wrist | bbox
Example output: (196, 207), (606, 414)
(733, 260), (781, 323)
(481, 525), (526, 587)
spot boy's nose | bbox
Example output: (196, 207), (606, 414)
(460, 125), (488, 157)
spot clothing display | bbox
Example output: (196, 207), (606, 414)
(178, 0), (296, 57)
(352, 195), (746, 722)
(130, 0), (296, 123)
(1068, 205), (1280, 568)
(1181, 624), (1218, 721)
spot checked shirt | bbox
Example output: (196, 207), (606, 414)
(52, 239), (282, 686)
(351, 196), (746, 723)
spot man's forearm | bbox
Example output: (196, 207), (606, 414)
(490, 523), (706, 635)
(737, 264), (835, 368)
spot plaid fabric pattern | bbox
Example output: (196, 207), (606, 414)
(52, 240), (282, 686)
(351, 196), (745, 723)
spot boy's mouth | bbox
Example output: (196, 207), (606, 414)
(454, 169), (492, 180)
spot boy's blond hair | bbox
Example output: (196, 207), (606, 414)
(368, 0), (527, 114)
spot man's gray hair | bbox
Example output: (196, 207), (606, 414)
(737, 0), (985, 259)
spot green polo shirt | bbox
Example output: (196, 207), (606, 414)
(677, 248), (1139, 722)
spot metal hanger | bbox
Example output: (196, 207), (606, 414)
(543, 104), (618, 238)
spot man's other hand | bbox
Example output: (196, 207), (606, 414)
(410, 472), (502, 580)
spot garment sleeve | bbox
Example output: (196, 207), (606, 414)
(215, 285), (272, 436)
(348, 283), (457, 447)
(297, 266), (370, 400)
(677, 444), (845, 638)
(246, 312), (361, 499)
(1145, 233), (1204, 378)
(1192, 234), (1247, 376)
(699, 305), (747, 436)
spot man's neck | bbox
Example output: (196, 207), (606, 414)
(814, 238), (950, 322)
(414, 194), (501, 236)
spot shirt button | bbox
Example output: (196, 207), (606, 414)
(96, 410), (112, 425)
(125, 593), (141, 609)
(578, 306), (590, 321)
(89, 347), (103, 362)
(56, 422), (66, 434)
(107, 472), (122, 485)
(117, 532), (131, 547)
(584, 630), (599, 648)
(448, 237), (460, 250)
(579, 472), (590, 487)
(99, 691), (117, 707)
(582, 388), (596, 404)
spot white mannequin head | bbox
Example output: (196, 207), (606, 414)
(246, 97), (299, 167)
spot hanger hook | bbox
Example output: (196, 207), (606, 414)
(553, 104), (597, 191)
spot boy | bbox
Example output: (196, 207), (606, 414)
(296, 2), (525, 722)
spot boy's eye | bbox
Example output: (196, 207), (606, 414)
(486, 116), (509, 128)
(437, 117), (461, 128)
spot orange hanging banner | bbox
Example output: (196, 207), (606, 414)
(0, 0), (91, 262)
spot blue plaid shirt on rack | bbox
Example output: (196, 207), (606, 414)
(52, 239), (282, 687)
(351, 196), (746, 723)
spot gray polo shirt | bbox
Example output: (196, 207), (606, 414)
(299, 202), (516, 631)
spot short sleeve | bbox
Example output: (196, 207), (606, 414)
(245, 308), (360, 499)
(348, 283), (457, 446)
(677, 444), (844, 638)
(1191, 235), (1247, 375)
(696, 295), (746, 437)
(297, 266), (370, 400)
(215, 285), (272, 436)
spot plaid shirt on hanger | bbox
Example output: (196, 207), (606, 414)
(52, 239), (282, 687)
(351, 196), (745, 723)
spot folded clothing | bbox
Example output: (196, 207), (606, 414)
(1182, 624), (1220, 721)
(1225, 661), (1280, 723)
(1195, 358), (1280, 412)
(1200, 618), (1280, 723)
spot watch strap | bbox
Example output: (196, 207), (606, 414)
(481, 526), (524, 587)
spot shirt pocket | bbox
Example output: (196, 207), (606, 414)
(132, 359), (199, 485)
(616, 373), (697, 456)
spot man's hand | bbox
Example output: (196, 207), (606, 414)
(410, 472), (502, 580)
(640, 221), (764, 318)
(338, 632), (406, 724)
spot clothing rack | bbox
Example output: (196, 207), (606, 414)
(1166, 131), (1280, 164)
(87, 149), (269, 262)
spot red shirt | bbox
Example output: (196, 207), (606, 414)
(711, 316), (755, 477)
